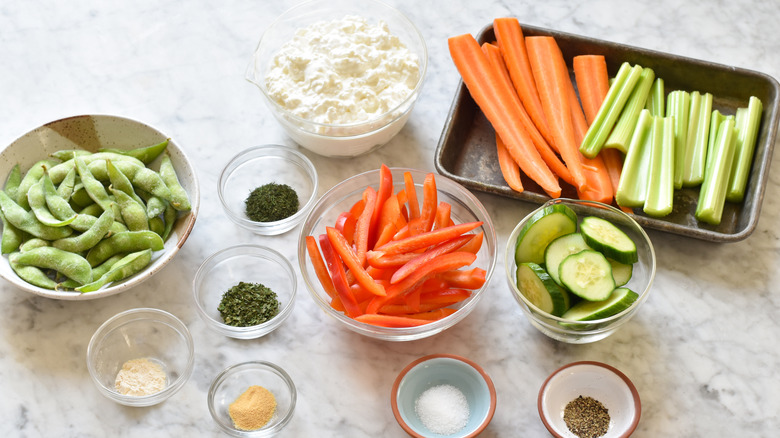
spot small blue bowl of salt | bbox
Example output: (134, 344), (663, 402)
(392, 354), (497, 437)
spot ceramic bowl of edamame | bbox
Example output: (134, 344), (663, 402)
(0, 114), (199, 300)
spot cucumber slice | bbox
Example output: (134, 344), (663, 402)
(515, 204), (578, 265)
(580, 216), (639, 264)
(558, 250), (615, 301)
(544, 233), (592, 287)
(609, 258), (633, 287)
(515, 262), (570, 316)
(562, 287), (639, 321)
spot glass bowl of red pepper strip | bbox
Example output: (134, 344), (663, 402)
(297, 165), (497, 342)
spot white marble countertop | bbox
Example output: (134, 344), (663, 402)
(2, 0), (779, 436)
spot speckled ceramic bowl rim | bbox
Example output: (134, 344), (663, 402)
(391, 353), (497, 438)
(537, 361), (641, 438)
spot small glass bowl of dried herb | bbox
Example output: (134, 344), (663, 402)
(208, 361), (296, 437)
(538, 361), (641, 438)
(218, 144), (318, 235)
(193, 244), (297, 339)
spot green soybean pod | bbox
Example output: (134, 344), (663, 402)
(56, 167), (78, 200)
(99, 139), (169, 165)
(43, 173), (78, 222)
(77, 249), (152, 293)
(19, 237), (50, 252)
(107, 160), (145, 206)
(57, 253), (125, 290)
(70, 213), (127, 234)
(1, 209), (27, 254)
(69, 184), (93, 208)
(132, 167), (172, 202)
(162, 202), (177, 242)
(17, 160), (56, 209)
(50, 149), (92, 162)
(109, 187), (148, 232)
(148, 216), (165, 237)
(49, 152), (145, 184)
(159, 155), (191, 211)
(75, 157), (112, 212)
(12, 246), (92, 285)
(0, 190), (73, 240)
(28, 176), (75, 227)
(86, 230), (164, 266)
(78, 203), (103, 217)
(9, 252), (58, 289)
(136, 189), (166, 219)
(4, 164), (22, 200)
(53, 208), (114, 253)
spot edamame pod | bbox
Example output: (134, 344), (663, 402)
(69, 185), (93, 208)
(56, 168), (77, 200)
(99, 139), (169, 165)
(86, 230), (164, 266)
(77, 249), (152, 293)
(75, 157), (112, 212)
(57, 253), (125, 290)
(85, 160), (172, 202)
(43, 173), (78, 222)
(53, 209), (114, 253)
(160, 155), (191, 211)
(4, 164), (21, 200)
(49, 152), (144, 183)
(19, 238), (50, 252)
(136, 189), (166, 218)
(107, 160), (145, 206)
(110, 187), (148, 231)
(69, 213), (127, 234)
(50, 149), (91, 162)
(149, 216), (165, 236)
(0, 190), (73, 240)
(27, 176), (75, 227)
(16, 160), (56, 209)
(1, 209), (27, 254)
(162, 202), (177, 242)
(12, 246), (92, 285)
(9, 252), (58, 289)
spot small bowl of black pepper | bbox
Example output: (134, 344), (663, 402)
(218, 144), (318, 235)
(192, 244), (297, 339)
(538, 361), (641, 438)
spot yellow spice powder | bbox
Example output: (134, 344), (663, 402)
(229, 385), (277, 430)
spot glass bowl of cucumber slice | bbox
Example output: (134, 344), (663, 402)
(505, 198), (656, 344)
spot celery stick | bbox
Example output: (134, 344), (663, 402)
(696, 118), (737, 225)
(682, 92), (713, 187)
(726, 96), (763, 202)
(579, 62), (643, 158)
(616, 109), (653, 207)
(706, 110), (731, 170)
(666, 90), (691, 190)
(604, 67), (656, 154)
(645, 77), (665, 117)
(643, 116), (675, 217)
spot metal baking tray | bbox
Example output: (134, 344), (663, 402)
(435, 23), (780, 242)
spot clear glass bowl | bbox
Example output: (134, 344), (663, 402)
(245, 0), (428, 157)
(193, 244), (297, 339)
(297, 167), (497, 342)
(86, 308), (195, 407)
(218, 145), (318, 235)
(392, 354), (497, 438)
(208, 361), (297, 437)
(505, 198), (656, 344)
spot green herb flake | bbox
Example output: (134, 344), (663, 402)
(244, 183), (299, 222)
(218, 281), (281, 327)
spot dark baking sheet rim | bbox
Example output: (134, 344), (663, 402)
(435, 23), (780, 242)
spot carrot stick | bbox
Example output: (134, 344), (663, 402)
(495, 132), (524, 192)
(493, 18), (554, 146)
(568, 74), (614, 204)
(403, 171), (420, 220)
(449, 33), (561, 197)
(573, 55), (610, 125)
(525, 35), (588, 191)
(482, 42), (573, 185)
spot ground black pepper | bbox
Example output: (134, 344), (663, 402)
(218, 282), (280, 327)
(244, 183), (299, 222)
(563, 395), (610, 438)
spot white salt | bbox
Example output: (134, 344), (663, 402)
(414, 384), (470, 435)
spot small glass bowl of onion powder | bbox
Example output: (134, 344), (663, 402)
(87, 308), (195, 407)
(391, 354), (497, 437)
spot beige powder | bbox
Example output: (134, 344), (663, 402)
(229, 385), (277, 430)
(115, 357), (167, 396)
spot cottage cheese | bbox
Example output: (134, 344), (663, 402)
(264, 15), (421, 126)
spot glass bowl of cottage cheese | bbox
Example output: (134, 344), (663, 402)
(246, 0), (428, 158)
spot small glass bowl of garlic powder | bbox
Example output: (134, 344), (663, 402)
(247, 0), (428, 157)
(87, 308), (195, 407)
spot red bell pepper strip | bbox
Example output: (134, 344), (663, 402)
(433, 202), (452, 230)
(404, 171), (421, 220)
(373, 223), (397, 251)
(459, 231), (484, 254)
(326, 226), (386, 297)
(354, 187), (377, 267)
(390, 234), (474, 284)
(355, 313), (434, 327)
(305, 236), (338, 300)
(375, 221), (483, 256)
(369, 164), (393, 248)
(318, 234), (362, 318)
(334, 211), (357, 246)
(437, 267), (487, 289)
